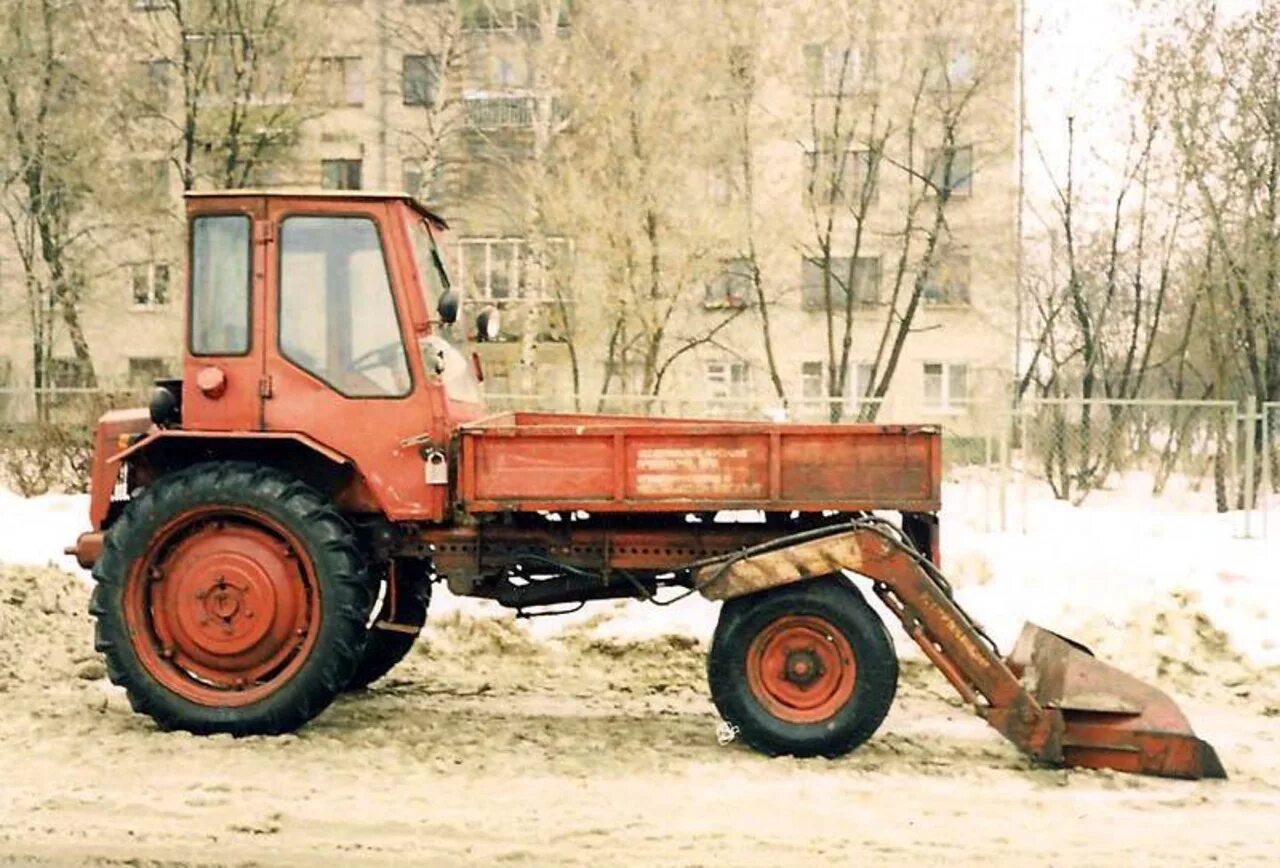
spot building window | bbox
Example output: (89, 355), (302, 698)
(923, 362), (969, 412)
(705, 360), (751, 399)
(131, 262), (171, 307)
(403, 54), (440, 106)
(922, 252), (971, 305)
(457, 237), (572, 303)
(803, 43), (875, 96)
(402, 158), (443, 199)
(138, 59), (172, 104)
(801, 361), (875, 401)
(803, 143), (875, 207)
(801, 361), (824, 399)
(705, 258), (754, 308)
(185, 33), (242, 103)
(319, 56), (364, 106)
(802, 255), (881, 308)
(926, 40), (975, 90)
(127, 357), (171, 387)
(461, 0), (566, 31)
(49, 357), (89, 388)
(321, 158), (362, 190)
(927, 145), (973, 196)
(464, 94), (535, 128)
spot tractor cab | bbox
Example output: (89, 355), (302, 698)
(175, 191), (485, 520)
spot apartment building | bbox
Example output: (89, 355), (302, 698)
(0, 0), (1020, 434)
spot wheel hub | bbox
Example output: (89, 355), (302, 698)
(745, 614), (857, 724)
(783, 649), (824, 686)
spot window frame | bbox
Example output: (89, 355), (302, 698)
(801, 254), (882, 309)
(922, 361), (971, 414)
(926, 144), (974, 198)
(320, 158), (363, 191)
(319, 55), (365, 107)
(455, 235), (572, 304)
(402, 53), (440, 107)
(704, 359), (751, 400)
(187, 212), (253, 358)
(273, 211), (416, 400)
(704, 257), (754, 309)
(921, 251), (972, 306)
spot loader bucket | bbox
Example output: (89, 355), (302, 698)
(1007, 623), (1226, 780)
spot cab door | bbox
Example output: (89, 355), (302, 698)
(260, 198), (445, 520)
(182, 196), (268, 431)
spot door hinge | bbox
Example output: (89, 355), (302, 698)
(253, 220), (276, 245)
(258, 375), (274, 398)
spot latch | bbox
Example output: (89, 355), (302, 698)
(422, 448), (448, 485)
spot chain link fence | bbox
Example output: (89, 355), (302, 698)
(1016, 397), (1239, 506)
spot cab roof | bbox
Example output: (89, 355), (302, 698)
(183, 189), (448, 228)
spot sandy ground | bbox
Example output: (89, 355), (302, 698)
(2, 565), (1279, 867)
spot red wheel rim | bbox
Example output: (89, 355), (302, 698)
(745, 614), (857, 724)
(124, 507), (321, 707)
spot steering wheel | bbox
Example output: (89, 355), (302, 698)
(349, 341), (409, 394)
(351, 341), (403, 373)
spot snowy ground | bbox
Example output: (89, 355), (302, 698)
(2, 475), (1279, 866)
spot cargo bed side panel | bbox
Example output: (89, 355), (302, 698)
(458, 422), (941, 513)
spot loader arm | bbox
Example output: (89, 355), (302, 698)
(694, 523), (1226, 781)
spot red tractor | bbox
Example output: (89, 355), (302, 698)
(68, 191), (1223, 778)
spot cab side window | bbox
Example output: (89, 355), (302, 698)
(278, 216), (411, 398)
(190, 215), (251, 355)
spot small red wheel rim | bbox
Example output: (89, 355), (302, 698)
(124, 506), (321, 707)
(745, 614), (857, 724)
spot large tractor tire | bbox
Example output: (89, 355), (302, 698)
(345, 559), (431, 691)
(90, 461), (374, 736)
(707, 577), (898, 758)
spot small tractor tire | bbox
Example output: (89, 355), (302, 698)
(707, 577), (898, 758)
(345, 560), (431, 691)
(90, 461), (374, 736)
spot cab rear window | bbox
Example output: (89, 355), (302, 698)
(190, 215), (251, 356)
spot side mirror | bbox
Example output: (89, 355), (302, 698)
(437, 289), (460, 325)
(476, 306), (500, 342)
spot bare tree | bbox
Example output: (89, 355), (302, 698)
(789, 4), (1010, 422)
(0, 0), (128, 404)
(557, 0), (747, 407)
(129, 0), (321, 190)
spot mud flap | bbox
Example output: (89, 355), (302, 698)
(1007, 624), (1227, 780)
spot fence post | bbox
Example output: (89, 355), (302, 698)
(1264, 400), (1272, 540)
(1018, 400), (1030, 534)
(1242, 396), (1258, 539)
(998, 402), (1010, 533)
